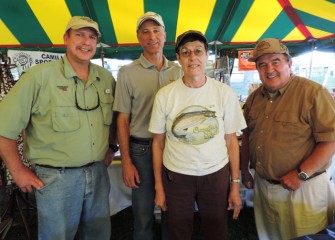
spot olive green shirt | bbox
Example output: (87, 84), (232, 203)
(244, 74), (335, 180)
(0, 56), (116, 167)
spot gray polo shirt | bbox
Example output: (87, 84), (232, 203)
(113, 54), (182, 138)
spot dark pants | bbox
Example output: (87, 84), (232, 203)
(163, 164), (230, 240)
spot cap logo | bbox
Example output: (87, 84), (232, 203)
(140, 13), (159, 21)
(65, 16), (101, 37)
(248, 38), (290, 62)
(136, 12), (165, 32)
(254, 40), (271, 53)
(80, 16), (94, 23)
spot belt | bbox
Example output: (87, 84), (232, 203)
(130, 136), (152, 145)
(306, 170), (326, 180)
(266, 179), (281, 184)
(266, 170), (326, 185)
(36, 161), (95, 169)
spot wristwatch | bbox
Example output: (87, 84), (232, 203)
(297, 166), (309, 181)
(109, 144), (119, 153)
(231, 178), (241, 184)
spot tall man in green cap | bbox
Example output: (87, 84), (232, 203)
(241, 38), (335, 239)
(0, 16), (117, 239)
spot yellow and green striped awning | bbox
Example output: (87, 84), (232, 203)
(0, 0), (334, 59)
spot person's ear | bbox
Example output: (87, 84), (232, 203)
(63, 31), (69, 44)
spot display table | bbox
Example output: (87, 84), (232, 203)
(107, 160), (132, 216)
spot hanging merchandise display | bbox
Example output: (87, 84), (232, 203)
(0, 55), (17, 101)
(0, 53), (32, 186)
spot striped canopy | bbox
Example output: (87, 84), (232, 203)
(1, 0), (334, 59)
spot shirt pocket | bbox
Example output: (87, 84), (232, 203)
(273, 112), (304, 141)
(274, 111), (299, 129)
(99, 89), (114, 126)
(51, 106), (80, 132)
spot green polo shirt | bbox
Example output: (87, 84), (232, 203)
(0, 56), (116, 167)
(244, 74), (335, 180)
(113, 54), (182, 138)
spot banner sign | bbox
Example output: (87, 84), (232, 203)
(238, 50), (256, 71)
(7, 50), (64, 72)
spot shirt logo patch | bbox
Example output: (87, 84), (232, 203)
(57, 86), (68, 91)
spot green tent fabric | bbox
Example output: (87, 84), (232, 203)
(0, 0), (334, 60)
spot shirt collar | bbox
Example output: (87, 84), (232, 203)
(139, 53), (169, 70)
(62, 55), (100, 84)
(261, 74), (295, 98)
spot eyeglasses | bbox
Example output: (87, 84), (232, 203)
(74, 79), (100, 111)
(179, 47), (206, 58)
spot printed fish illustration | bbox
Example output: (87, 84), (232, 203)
(172, 110), (216, 137)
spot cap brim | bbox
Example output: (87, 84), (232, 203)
(175, 32), (208, 51)
(248, 55), (258, 62)
(71, 26), (100, 37)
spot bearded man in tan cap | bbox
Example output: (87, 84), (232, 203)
(241, 38), (335, 239)
(0, 16), (117, 239)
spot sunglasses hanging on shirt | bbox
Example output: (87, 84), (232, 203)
(74, 78), (100, 111)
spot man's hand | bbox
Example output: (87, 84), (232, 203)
(281, 170), (304, 191)
(155, 188), (167, 211)
(122, 161), (140, 189)
(241, 170), (254, 189)
(104, 148), (115, 166)
(12, 166), (44, 193)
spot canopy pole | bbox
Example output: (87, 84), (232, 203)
(100, 43), (105, 67)
(308, 49), (313, 79)
(308, 39), (317, 79)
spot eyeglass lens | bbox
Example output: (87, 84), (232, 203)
(180, 47), (205, 57)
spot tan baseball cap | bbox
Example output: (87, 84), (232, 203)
(248, 38), (290, 62)
(65, 16), (101, 37)
(136, 12), (165, 32)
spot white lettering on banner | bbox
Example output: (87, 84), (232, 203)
(7, 50), (64, 72)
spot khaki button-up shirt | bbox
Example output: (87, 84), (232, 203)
(244, 74), (335, 179)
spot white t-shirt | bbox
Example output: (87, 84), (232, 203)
(149, 77), (246, 176)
